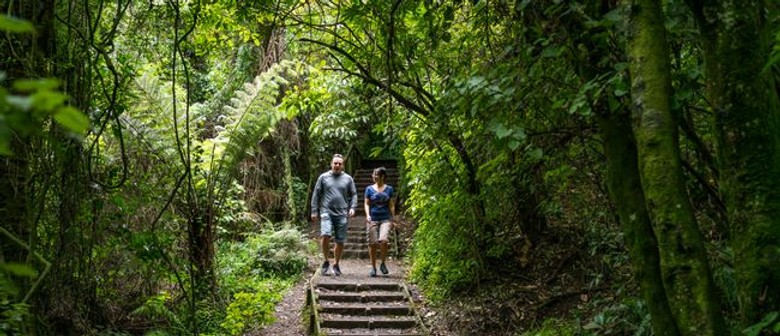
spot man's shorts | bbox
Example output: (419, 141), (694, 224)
(367, 220), (391, 244)
(320, 213), (348, 243)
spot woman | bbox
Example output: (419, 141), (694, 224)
(364, 167), (396, 277)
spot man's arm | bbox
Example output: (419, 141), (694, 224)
(348, 177), (357, 217)
(310, 175), (322, 220)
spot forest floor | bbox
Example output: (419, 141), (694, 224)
(254, 222), (621, 336)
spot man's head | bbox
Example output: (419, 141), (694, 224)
(331, 154), (344, 174)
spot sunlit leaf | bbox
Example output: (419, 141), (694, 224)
(0, 262), (38, 277)
(53, 106), (89, 134)
(13, 78), (60, 92)
(0, 15), (34, 33)
(31, 90), (68, 112)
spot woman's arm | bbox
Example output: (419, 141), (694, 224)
(364, 188), (371, 221)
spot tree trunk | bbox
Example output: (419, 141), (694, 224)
(624, 0), (726, 334)
(688, 0), (780, 325)
(597, 111), (680, 336)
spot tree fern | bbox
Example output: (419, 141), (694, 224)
(204, 59), (305, 186)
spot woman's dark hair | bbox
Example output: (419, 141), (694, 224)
(373, 167), (387, 178)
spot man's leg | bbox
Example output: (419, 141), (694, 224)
(332, 215), (348, 276)
(320, 214), (333, 275)
(334, 242), (344, 265)
(321, 235), (331, 261)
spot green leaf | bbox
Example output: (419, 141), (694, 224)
(529, 148), (544, 160)
(608, 96), (620, 112)
(31, 90), (68, 112)
(6, 95), (32, 111)
(489, 120), (512, 139)
(13, 78), (60, 92)
(0, 262), (38, 277)
(0, 15), (34, 33)
(614, 62), (628, 72)
(508, 140), (520, 151)
(604, 9), (622, 23)
(53, 106), (89, 134)
(541, 46), (560, 58)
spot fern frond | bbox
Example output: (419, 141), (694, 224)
(207, 60), (307, 180)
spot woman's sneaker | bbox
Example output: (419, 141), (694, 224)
(333, 264), (342, 276)
(369, 267), (377, 277)
(380, 262), (389, 275)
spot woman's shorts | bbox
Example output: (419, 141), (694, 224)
(320, 213), (348, 243)
(367, 220), (391, 244)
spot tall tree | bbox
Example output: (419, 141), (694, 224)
(624, 0), (726, 334)
(686, 0), (780, 326)
(549, 0), (680, 333)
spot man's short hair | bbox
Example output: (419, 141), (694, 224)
(333, 153), (343, 159)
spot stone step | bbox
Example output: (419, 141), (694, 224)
(319, 315), (418, 329)
(317, 291), (407, 303)
(319, 303), (413, 316)
(320, 328), (422, 336)
(317, 282), (403, 292)
(341, 249), (369, 259)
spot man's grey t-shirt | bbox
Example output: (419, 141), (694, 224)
(311, 171), (357, 217)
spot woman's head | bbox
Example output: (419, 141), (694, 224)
(372, 167), (386, 181)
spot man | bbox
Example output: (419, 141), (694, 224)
(311, 154), (357, 276)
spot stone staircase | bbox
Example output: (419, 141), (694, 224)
(307, 166), (428, 336)
(308, 270), (427, 336)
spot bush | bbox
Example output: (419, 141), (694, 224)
(521, 318), (578, 336)
(252, 227), (310, 278)
(209, 226), (312, 335)
(220, 283), (283, 335)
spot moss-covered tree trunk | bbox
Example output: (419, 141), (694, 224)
(687, 0), (780, 325)
(624, 0), (726, 334)
(563, 1), (679, 333)
(597, 111), (680, 336)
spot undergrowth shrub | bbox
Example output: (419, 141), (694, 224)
(583, 299), (652, 336)
(521, 318), (579, 336)
(220, 283), (284, 335)
(210, 225), (313, 335)
(251, 226), (311, 278)
(130, 292), (185, 335)
(0, 263), (34, 335)
(406, 143), (484, 300)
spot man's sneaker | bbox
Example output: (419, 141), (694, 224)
(333, 264), (342, 276)
(321, 261), (330, 275)
(369, 267), (377, 277)
(380, 262), (389, 275)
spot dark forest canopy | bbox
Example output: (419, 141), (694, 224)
(1, 1), (779, 335)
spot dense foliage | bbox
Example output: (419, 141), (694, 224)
(1, 0), (780, 335)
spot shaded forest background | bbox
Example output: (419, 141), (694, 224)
(1, 1), (780, 335)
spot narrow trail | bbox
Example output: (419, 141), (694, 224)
(306, 217), (428, 336)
